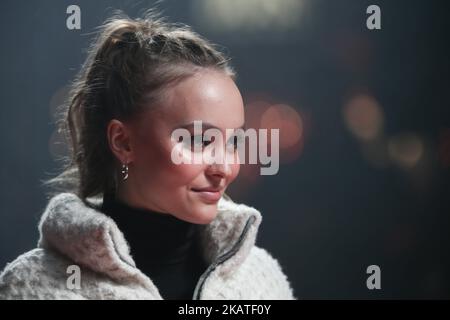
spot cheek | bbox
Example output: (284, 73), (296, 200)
(165, 162), (205, 186)
(162, 143), (206, 185)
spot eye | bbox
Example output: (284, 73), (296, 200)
(190, 135), (213, 150)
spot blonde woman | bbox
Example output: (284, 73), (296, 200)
(0, 12), (295, 300)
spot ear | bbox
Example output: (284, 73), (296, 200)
(106, 119), (134, 164)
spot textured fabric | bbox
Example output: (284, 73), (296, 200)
(0, 192), (296, 300)
(100, 192), (208, 299)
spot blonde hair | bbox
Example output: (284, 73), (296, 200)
(45, 11), (235, 200)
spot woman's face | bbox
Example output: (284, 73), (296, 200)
(111, 69), (244, 224)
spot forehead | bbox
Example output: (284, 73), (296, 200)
(153, 69), (245, 130)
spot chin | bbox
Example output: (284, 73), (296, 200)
(187, 203), (219, 225)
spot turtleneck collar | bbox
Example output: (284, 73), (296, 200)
(100, 192), (200, 266)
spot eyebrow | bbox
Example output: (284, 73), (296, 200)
(177, 121), (246, 131)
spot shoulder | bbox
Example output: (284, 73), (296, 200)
(244, 246), (297, 299)
(217, 196), (296, 299)
(0, 248), (157, 300)
(0, 248), (84, 299)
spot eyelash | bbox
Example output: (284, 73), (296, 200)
(191, 135), (211, 148)
(187, 135), (243, 150)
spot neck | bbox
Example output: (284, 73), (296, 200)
(115, 182), (168, 214)
(101, 192), (200, 265)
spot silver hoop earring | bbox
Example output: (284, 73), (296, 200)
(121, 163), (129, 181)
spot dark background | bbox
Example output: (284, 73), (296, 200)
(1, 0), (449, 299)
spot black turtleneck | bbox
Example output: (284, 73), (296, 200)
(100, 192), (208, 300)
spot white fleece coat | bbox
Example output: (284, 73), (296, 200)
(0, 193), (295, 300)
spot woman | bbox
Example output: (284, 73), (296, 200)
(0, 12), (295, 300)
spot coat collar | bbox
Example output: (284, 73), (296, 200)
(37, 192), (262, 289)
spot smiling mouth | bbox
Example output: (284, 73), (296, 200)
(190, 188), (223, 203)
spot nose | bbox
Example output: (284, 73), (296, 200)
(206, 160), (233, 179)
(205, 146), (234, 179)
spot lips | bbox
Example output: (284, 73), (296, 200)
(191, 187), (223, 203)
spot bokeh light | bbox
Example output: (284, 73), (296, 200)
(228, 96), (306, 197)
(343, 93), (384, 142)
(191, 0), (305, 33)
(388, 133), (424, 169)
(260, 104), (303, 148)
